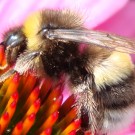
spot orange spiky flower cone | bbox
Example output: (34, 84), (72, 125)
(0, 45), (90, 135)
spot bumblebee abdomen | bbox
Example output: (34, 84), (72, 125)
(93, 51), (135, 110)
(93, 52), (135, 133)
(93, 51), (135, 109)
(94, 51), (134, 89)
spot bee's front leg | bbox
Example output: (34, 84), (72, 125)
(0, 51), (44, 82)
(71, 75), (102, 135)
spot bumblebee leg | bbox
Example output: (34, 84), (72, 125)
(76, 89), (99, 135)
(0, 51), (44, 82)
(14, 51), (44, 76)
(0, 69), (16, 82)
(72, 75), (104, 135)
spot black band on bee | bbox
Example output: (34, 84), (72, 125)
(41, 10), (82, 29)
(41, 41), (89, 80)
(98, 72), (135, 110)
(39, 10), (83, 41)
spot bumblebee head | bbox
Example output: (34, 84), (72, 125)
(1, 27), (27, 65)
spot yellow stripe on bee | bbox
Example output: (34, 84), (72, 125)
(23, 11), (41, 37)
(22, 11), (42, 50)
(94, 52), (134, 90)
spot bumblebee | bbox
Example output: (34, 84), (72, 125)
(0, 9), (135, 135)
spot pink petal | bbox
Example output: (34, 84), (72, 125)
(95, 0), (135, 38)
(80, 0), (129, 28)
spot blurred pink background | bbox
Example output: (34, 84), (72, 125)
(0, 0), (135, 134)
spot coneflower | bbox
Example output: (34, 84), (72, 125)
(0, 45), (86, 135)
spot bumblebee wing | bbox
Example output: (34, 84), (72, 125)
(50, 29), (135, 54)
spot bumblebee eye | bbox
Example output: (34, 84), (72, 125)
(3, 29), (26, 48)
(6, 33), (21, 46)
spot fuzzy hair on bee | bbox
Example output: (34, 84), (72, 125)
(1, 9), (135, 135)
